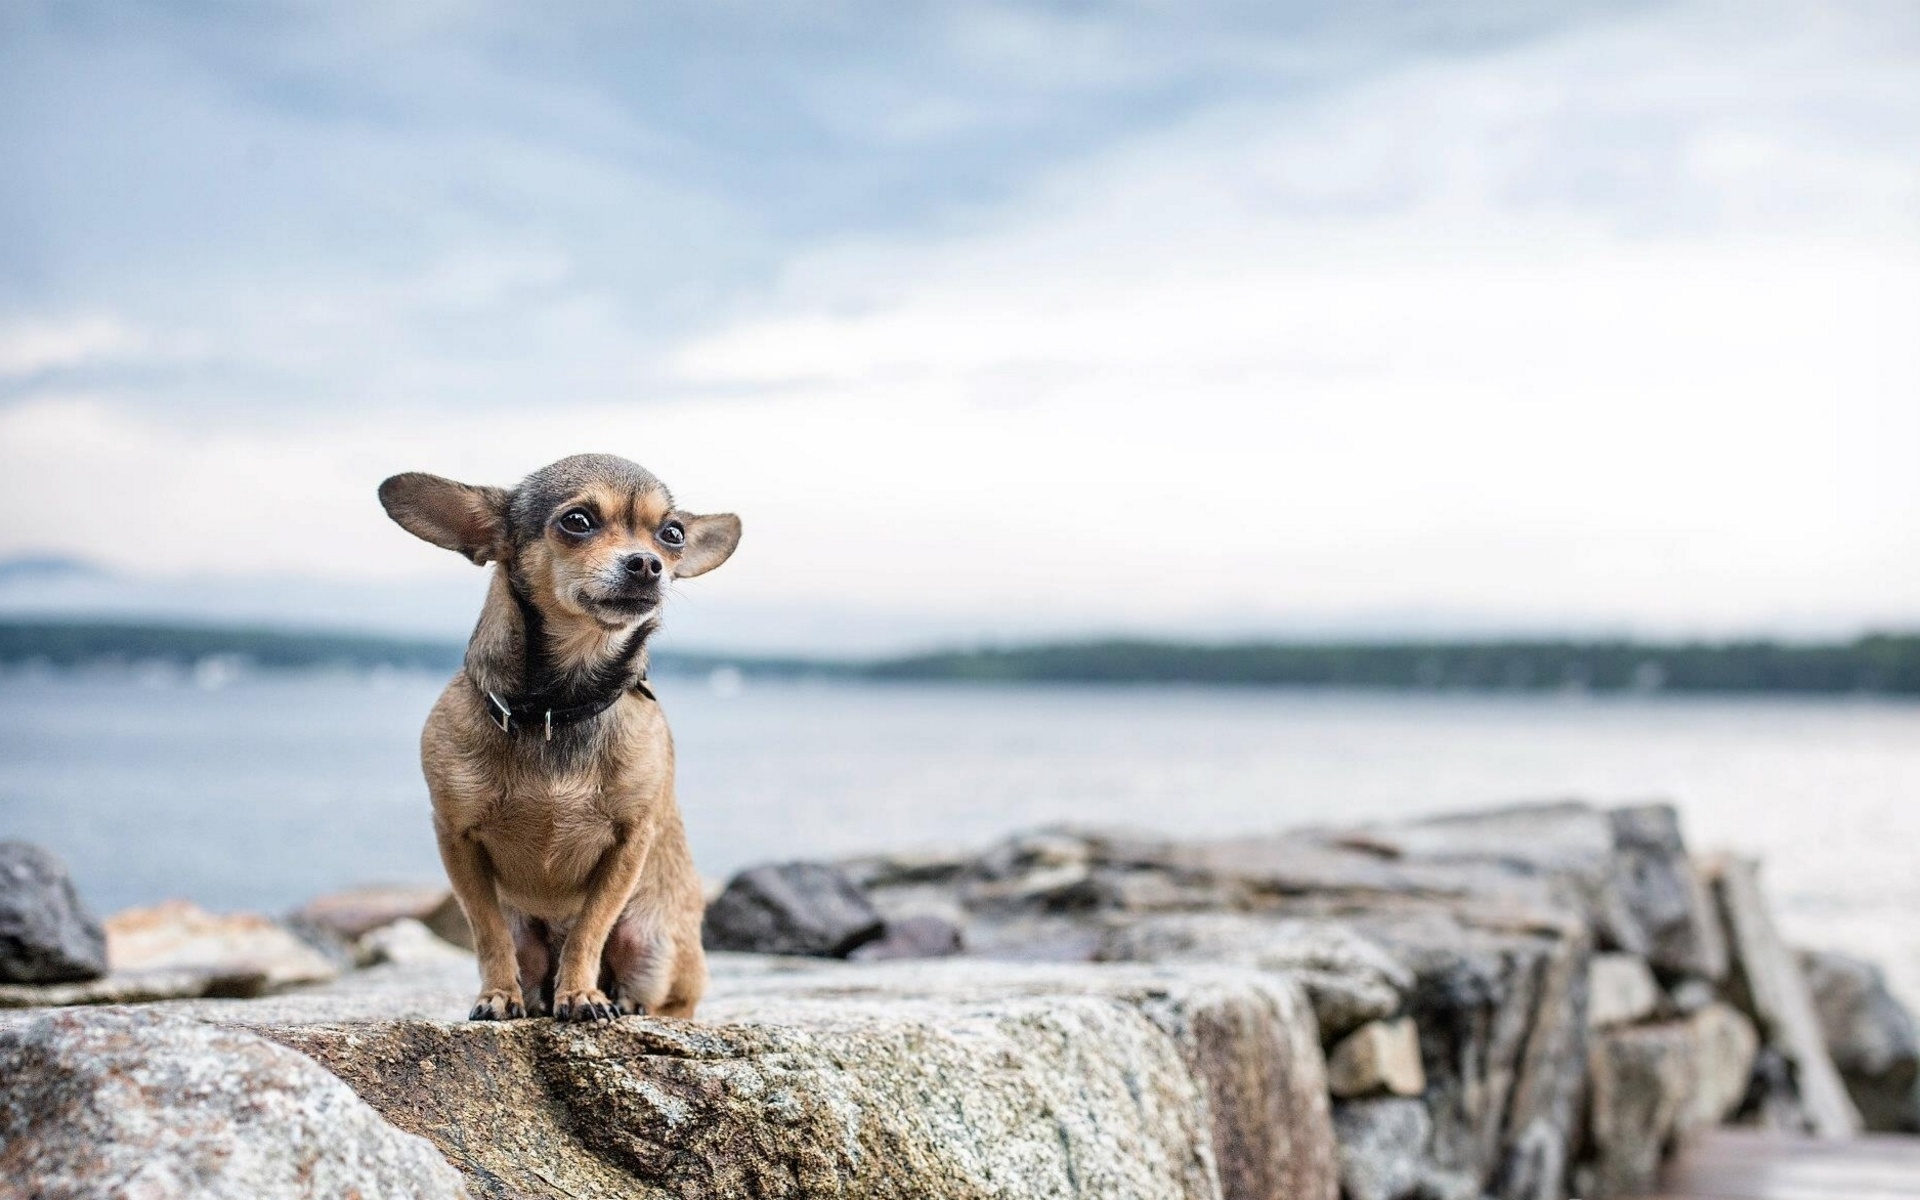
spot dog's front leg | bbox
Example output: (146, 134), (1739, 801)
(552, 829), (653, 1022)
(434, 821), (526, 1020)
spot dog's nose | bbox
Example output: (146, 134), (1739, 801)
(623, 552), (663, 579)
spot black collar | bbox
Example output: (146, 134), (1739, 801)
(482, 674), (655, 739)
(479, 575), (658, 740)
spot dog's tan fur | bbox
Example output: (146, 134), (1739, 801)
(379, 455), (739, 1022)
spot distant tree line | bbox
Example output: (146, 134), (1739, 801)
(0, 621), (463, 672)
(860, 636), (1920, 694)
(4, 620), (1918, 695)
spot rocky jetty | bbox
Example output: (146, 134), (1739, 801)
(1, 800), (1911, 1200)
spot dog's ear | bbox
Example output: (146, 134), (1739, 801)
(378, 472), (510, 565)
(672, 512), (742, 578)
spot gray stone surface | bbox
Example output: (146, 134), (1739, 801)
(1800, 948), (1920, 1131)
(702, 860), (885, 957)
(0, 1008), (470, 1200)
(0, 841), (107, 984)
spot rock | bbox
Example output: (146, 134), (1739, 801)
(1491, 921), (1591, 1200)
(1585, 1021), (1695, 1197)
(1667, 976), (1718, 1015)
(106, 900), (340, 992)
(1607, 805), (1729, 979)
(1683, 1002), (1759, 1132)
(422, 891), (474, 951)
(846, 914), (964, 961)
(1800, 948), (1920, 1131)
(1326, 1017), (1426, 1098)
(0, 965), (271, 1009)
(1707, 856), (1862, 1137)
(0, 841), (107, 984)
(253, 958), (1332, 1200)
(1588, 953), (1661, 1029)
(359, 918), (477, 969)
(1356, 912), (1581, 1196)
(1332, 1097), (1430, 1200)
(1582, 1003), (1760, 1196)
(291, 883), (453, 940)
(702, 861), (885, 957)
(1095, 913), (1413, 1039)
(1328, 1097), (1473, 1200)
(0, 1008), (469, 1199)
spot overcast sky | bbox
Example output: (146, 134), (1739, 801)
(2, 1), (1917, 650)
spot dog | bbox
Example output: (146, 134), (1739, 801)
(378, 454), (739, 1021)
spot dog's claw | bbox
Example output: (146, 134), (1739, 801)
(554, 989), (618, 1022)
(468, 991), (527, 1021)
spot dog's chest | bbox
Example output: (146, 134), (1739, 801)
(471, 766), (629, 893)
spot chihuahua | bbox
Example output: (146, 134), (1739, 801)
(378, 454), (739, 1021)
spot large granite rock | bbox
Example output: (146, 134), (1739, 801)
(0, 841), (107, 984)
(0, 1008), (469, 1199)
(703, 861), (885, 957)
(1800, 948), (1920, 1131)
(225, 956), (1336, 1200)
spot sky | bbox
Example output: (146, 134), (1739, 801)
(2, 1), (1918, 652)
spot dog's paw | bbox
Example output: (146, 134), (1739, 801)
(468, 989), (527, 1021)
(554, 988), (619, 1022)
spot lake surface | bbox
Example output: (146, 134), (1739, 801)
(4, 670), (1918, 1001)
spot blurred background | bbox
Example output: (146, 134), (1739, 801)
(2, 4), (1917, 996)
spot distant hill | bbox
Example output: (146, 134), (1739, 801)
(0, 620), (463, 672)
(3, 620), (1917, 695)
(865, 636), (1920, 694)
(0, 554), (111, 583)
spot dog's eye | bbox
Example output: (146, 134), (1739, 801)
(658, 522), (686, 548)
(558, 509), (596, 536)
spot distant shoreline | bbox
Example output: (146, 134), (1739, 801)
(4, 618), (1918, 696)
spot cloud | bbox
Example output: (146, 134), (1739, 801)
(1, 1), (1916, 645)
(0, 317), (148, 378)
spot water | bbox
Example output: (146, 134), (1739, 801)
(4, 670), (1918, 1001)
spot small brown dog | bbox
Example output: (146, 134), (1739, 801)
(378, 454), (739, 1022)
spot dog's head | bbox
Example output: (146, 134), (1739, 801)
(378, 454), (740, 629)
